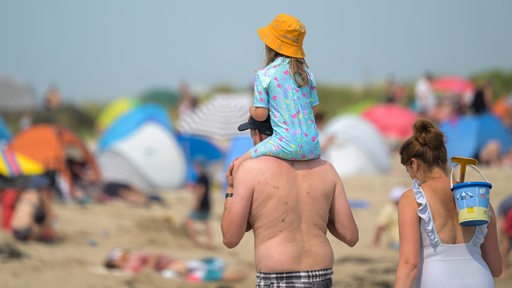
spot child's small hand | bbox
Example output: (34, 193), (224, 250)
(226, 158), (238, 189)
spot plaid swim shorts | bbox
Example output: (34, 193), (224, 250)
(256, 268), (333, 287)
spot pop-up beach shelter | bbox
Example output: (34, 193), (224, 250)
(440, 112), (512, 161)
(322, 115), (391, 176)
(8, 124), (101, 194)
(97, 104), (186, 192)
(96, 97), (139, 133)
(221, 135), (253, 191)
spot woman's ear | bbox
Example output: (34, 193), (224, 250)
(410, 158), (417, 171)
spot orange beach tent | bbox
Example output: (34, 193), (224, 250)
(8, 124), (101, 197)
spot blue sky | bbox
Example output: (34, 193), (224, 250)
(1, 0), (511, 103)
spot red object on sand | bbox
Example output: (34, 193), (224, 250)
(1, 188), (18, 231)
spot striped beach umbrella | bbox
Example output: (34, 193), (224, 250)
(178, 93), (251, 140)
(0, 147), (45, 177)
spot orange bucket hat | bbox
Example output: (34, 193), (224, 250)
(258, 14), (306, 58)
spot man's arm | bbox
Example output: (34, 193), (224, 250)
(221, 161), (253, 249)
(327, 167), (358, 247)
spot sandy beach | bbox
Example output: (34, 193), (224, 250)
(1, 153), (511, 288)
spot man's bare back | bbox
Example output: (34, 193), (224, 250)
(222, 156), (358, 273)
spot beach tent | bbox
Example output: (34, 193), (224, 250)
(177, 134), (224, 184)
(8, 124), (101, 194)
(97, 104), (186, 192)
(96, 97), (139, 133)
(178, 93), (251, 140)
(475, 113), (512, 156)
(440, 116), (479, 160)
(98, 104), (172, 151)
(222, 135), (253, 190)
(322, 115), (391, 176)
(0, 147), (45, 177)
(98, 123), (186, 192)
(362, 103), (418, 141)
(440, 112), (512, 161)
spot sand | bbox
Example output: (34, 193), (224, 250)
(1, 154), (511, 288)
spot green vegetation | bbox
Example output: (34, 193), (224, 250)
(2, 69), (511, 140)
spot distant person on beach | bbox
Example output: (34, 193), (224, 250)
(177, 82), (198, 131)
(222, 115), (358, 287)
(414, 72), (436, 118)
(103, 247), (249, 283)
(468, 80), (493, 115)
(101, 181), (154, 206)
(233, 13), (321, 174)
(65, 156), (101, 204)
(384, 77), (406, 105)
(372, 186), (406, 250)
(395, 119), (502, 287)
(185, 161), (213, 249)
(498, 194), (512, 277)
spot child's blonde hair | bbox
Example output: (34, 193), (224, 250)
(265, 45), (310, 88)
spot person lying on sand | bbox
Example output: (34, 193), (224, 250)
(103, 248), (249, 283)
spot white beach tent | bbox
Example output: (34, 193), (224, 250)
(97, 104), (186, 193)
(98, 122), (186, 192)
(322, 115), (391, 176)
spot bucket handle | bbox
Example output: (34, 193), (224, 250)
(450, 156), (478, 182)
(450, 164), (490, 189)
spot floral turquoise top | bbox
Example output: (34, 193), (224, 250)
(251, 57), (320, 160)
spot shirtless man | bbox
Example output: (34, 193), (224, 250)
(221, 116), (359, 287)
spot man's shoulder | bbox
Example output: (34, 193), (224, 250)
(242, 156), (284, 168)
(248, 156), (332, 170)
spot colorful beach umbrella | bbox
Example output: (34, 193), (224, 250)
(362, 103), (418, 141)
(177, 134), (224, 184)
(0, 147), (45, 177)
(432, 76), (475, 96)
